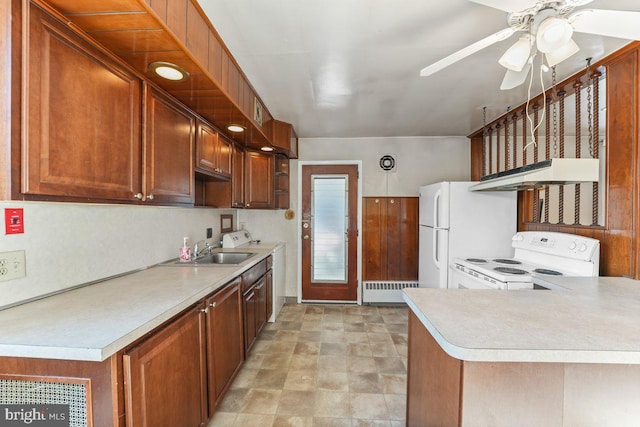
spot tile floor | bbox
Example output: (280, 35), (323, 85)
(208, 303), (409, 427)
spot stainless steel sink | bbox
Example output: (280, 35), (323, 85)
(161, 251), (256, 266)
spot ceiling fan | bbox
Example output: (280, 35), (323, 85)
(419, 0), (640, 90)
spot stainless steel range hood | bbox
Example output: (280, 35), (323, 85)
(469, 158), (600, 192)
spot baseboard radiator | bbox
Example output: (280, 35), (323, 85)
(362, 281), (419, 303)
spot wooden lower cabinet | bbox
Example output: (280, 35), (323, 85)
(241, 258), (272, 354)
(124, 277), (248, 426)
(124, 304), (207, 427)
(205, 277), (243, 413)
(242, 284), (258, 353)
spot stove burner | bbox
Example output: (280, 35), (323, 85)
(494, 267), (528, 275)
(466, 258), (487, 263)
(533, 268), (563, 276)
(493, 258), (522, 265)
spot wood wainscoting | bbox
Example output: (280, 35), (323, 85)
(470, 42), (640, 279)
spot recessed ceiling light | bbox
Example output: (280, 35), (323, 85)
(227, 124), (245, 133)
(148, 62), (190, 82)
(260, 146), (274, 152)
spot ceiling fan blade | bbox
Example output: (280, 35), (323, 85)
(468, 0), (537, 12)
(500, 62), (532, 90)
(571, 9), (640, 41)
(420, 28), (515, 77)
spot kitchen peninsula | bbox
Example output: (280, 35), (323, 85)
(403, 277), (640, 427)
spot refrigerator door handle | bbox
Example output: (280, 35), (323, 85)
(433, 190), (441, 229)
(432, 229), (440, 269)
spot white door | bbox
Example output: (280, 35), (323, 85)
(418, 225), (449, 288)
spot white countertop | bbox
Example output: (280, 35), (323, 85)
(403, 276), (640, 364)
(0, 244), (282, 362)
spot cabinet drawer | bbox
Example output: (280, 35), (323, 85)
(242, 259), (267, 291)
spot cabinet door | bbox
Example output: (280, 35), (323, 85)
(144, 87), (195, 205)
(363, 197), (419, 281)
(196, 121), (219, 174)
(398, 197), (419, 281)
(205, 278), (243, 414)
(243, 286), (257, 354)
(24, 4), (142, 201)
(231, 145), (245, 207)
(124, 304), (207, 427)
(245, 150), (274, 209)
(196, 122), (232, 179)
(255, 275), (267, 334)
(363, 198), (386, 281)
(217, 136), (233, 177)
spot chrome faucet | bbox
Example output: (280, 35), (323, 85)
(193, 240), (213, 258)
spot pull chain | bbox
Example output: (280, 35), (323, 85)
(551, 66), (558, 158)
(505, 106), (511, 169)
(585, 58), (594, 158)
(482, 106), (488, 177)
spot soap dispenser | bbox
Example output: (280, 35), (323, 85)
(179, 237), (191, 262)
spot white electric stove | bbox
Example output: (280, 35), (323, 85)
(450, 231), (600, 290)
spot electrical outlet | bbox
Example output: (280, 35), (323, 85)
(0, 250), (26, 282)
(206, 228), (213, 238)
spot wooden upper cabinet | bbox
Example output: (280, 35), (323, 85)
(23, 4), (142, 201)
(272, 120), (298, 158)
(144, 87), (195, 205)
(245, 149), (274, 209)
(196, 121), (231, 179)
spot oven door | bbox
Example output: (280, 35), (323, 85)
(450, 265), (504, 290)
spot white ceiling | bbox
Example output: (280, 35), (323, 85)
(198, 0), (640, 138)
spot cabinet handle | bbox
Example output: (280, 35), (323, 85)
(246, 204), (250, 207)
(134, 193), (143, 200)
(147, 193), (155, 200)
(255, 284), (264, 289)
(201, 307), (209, 314)
(375, 199), (379, 203)
(209, 302), (216, 308)
(390, 199), (395, 204)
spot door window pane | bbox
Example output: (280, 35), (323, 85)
(311, 176), (348, 282)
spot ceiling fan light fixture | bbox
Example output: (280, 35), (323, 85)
(498, 35), (532, 71)
(545, 38), (580, 67)
(536, 17), (573, 53)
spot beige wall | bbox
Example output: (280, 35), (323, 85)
(0, 136), (471, 306)
(0, 201), (228, 308)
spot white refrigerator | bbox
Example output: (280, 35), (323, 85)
(419, 181), (517, 288)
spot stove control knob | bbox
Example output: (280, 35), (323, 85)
(579, 243), (588, 252)
(569, 242), (577, 250)
(513, 234), (524, 242)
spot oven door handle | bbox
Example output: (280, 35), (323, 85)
(433, 229), (440, 269)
